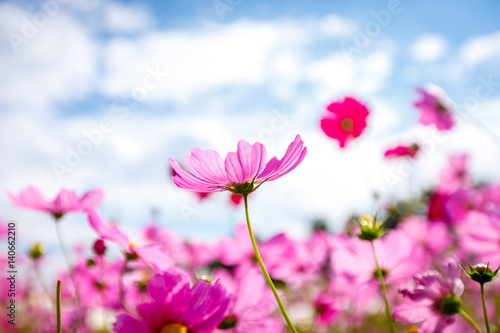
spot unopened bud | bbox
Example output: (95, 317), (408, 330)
(358, 215), (384, 241)
(461, 262), (499, 284)
(93, 239), (107, 256)
(29, 243), (44, 260)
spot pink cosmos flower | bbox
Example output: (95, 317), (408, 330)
(320, 96), (369, 148)
(384, 143), (420, 159)
(438, 154), (472, 193)
(314, 292), (339, 327)
(214, 268), (282, 332)
(399, 216), (452, 257)
(458, 211), (500, 265)
(87, 211), (173, 272)
(332, 230), (426, 287)
(144, 225), (215, 269)
(169, 135), (306, 194)
(113, 272), (231, 333)
(8, 187), (103, 219)
(394, 258), (465, 333)
(414, 84), (455, 131)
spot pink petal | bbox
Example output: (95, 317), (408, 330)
(78, 188), (104, 211)
(54, 188), (79, 212)
(393, 300), (435, 324)
(225, 140), (267, 184)
(169, 158), (224, 192)
(258, 135), (307, 181)
(8, 186), (52, 211)
(113, 313), (150, 333)
(185, 149), (227, 184)
(86, 211), (130, 249)
(133, 244), (174, 272)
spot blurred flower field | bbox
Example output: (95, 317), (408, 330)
(2, 87), (500, 333)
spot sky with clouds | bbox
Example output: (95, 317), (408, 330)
(1, 0), (500, 257)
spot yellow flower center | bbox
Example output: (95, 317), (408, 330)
(159, 323), (188, 333)
(340, 118), (354, 132)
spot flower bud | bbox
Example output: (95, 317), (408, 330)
(358, 215), (384, 241)
(93, 239), (107, 256)
(29, 243), (44, 260)
(461, 262), (499, 284)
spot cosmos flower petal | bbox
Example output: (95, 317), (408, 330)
(8, 186), (51, 211)
(54, 189), (79, 212)
(258, 135), (307, 181)
(185, 149), (227, 184)
(79, 188), (104, 211)
(113, 313), (150, 333)
(133, 244), (174, 272)
(86, 211), (130, 249)
(169, 158), (224, 192)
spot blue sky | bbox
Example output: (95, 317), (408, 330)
(1, 0), (500, 260)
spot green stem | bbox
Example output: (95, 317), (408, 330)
(34, 260), (54, 306)
(370, 241), (395, 333)
(57, 280), (62, 333)
(243, 195), (298, 333)
(481, 283), (491, 333)
(119, 259), (129, 311)
(55, 220), (86, 330)
(459, 309), (482, 333)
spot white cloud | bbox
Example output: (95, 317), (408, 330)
(0, 3), (98, 112)
(306, 49), (394, 102)
(102, 1), (152, 32)
(459, 30), (500, 67)
(409, 34), (448, 63)
(318, 14), (356, 39)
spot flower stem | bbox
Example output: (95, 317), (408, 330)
(243, 195), (298, 333)
(370, 241), (396, 333)
(55, 220), (86, 330)
(459, 308), (482, 333)
(481, 283), (491, 333)
(119, 259), (128, 311)
(57, 280), (62, 333)
(34, 260), (54, 306)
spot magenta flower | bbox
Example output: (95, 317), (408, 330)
(414, 84), (455, 131)
(427, 191), (452, 223)
(314, 292), (339, 327)
(169, 135), (306, 194)
(320, 96), (369, 148)
(214, 268), (282, 332)
(394, 258), (465, 333)
(384, 143), (420, 159)
(229, 193), (244, 206)
(8, 186), (103, 219)
(113, 272), (231, 333)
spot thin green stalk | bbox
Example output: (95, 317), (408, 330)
(243, 195), (298, 333)
(34, 260), (54, 306)
(119, 259), (129, 311)
(370, 241), (396, 333)
(481, 283), (491, 333)
(459, 308), (482, 333)
(55, 220), (86, 330)
(57, 280), (62, 333)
